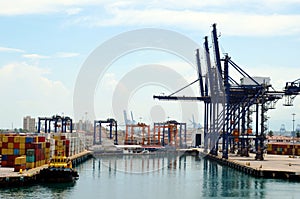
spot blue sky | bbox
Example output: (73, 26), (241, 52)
(0, 0), (300, 132)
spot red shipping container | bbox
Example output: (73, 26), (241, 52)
(7, 155), (16, 162)
(38, 136), (45, 142)
(8, 136), (14, 143)
(25, 143), (32, 149)
(66, 140), (70, 145)
(13, 143), (20, 149)
(32, 143), (39, 149)
(7, 160), (14, 167)
(46, 142), (51, 148)
(41, 153), (45, 160)
(1, 161), (7, 167)
(2, 142), (8, 148)
(61, 135), (66, 140)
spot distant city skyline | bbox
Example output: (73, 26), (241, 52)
(0, 1), (300, 131)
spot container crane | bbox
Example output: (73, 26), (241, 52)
(283, 79), (300, 106)
(154, 24), (300, 160)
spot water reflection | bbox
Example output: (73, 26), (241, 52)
(92, 154), (188, 175)
(202, 158), (267, 198)
(1, 155), (298, 199)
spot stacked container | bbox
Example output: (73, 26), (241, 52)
(267, 143), (300, 155)
(0, 132), (85, 170)
(26, 149), (35, 169)
(0, 134), (50, 169)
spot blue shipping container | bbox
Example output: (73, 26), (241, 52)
(25, 137), (33, 143)
(14, 149), (20, 155)
(26, 155), (35, 163)
(2, 155), (8, 161)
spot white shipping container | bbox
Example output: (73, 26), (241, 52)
(240, 76), (270, 86)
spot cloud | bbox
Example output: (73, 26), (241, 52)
(1, 1), (300, 36)
(65, 8), (82, 15)
(0, 0), (103, 15)
(22, 53), (49, 59)
(0, 62), (71, 128)
(22, 52), (79, 59)
(55, 52), (80, 58)
(72, 8), (300, 36)
(0, 46), (24, 53)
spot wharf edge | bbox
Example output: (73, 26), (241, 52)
(196, 148), (300, 181)
(0, 150), (93, 187)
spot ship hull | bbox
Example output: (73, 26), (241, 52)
(40, 168), (79, 183)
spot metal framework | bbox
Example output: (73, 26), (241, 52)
(37, 115), (72, 133)
(124, 123), (150, 145)
(154, 24), (300, 160)
(94, 118), (118, 145)
(153, 120), (187, 149)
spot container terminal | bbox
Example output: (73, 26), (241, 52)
(1, 24), (300, 186)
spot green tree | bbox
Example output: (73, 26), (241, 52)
(268, 130), (274, 137)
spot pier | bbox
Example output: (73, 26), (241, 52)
(198, 149), (300, 180)
(0, 150), (93, 187)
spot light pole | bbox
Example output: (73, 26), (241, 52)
(292, 113), (296, 157)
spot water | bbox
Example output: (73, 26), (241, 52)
(1, 154), (299, 199)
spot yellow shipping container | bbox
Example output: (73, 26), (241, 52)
(54, 135), (61, 140)
(20, 149), (26, 155)
(20, 136), (26, 143)
(14, 136), (20, 143)
(15, 156), (26, 165)
(20, 143), (25, 149)
(0, 142), (2, 148)
(8, 143), (14, 149)
(2, 148), (8, 155)
(26, 162), (35, 169)
(2, 136), (8, 143)
(7, 149), (14, 155)
(57, 140), (63, 146)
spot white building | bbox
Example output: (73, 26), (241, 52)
(23, 116), (36, 132)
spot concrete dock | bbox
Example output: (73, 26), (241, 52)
(197, 148), (300, 180)
(0, 150), (93, 187)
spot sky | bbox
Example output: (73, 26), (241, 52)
(0, 0), (300, 132)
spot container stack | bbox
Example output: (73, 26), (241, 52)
(26, 149), (35, 169)
(0, 134), (50, 170)
(53, 134), (67, 157)
(0, 132), (85, 170)
(51, 133), (85, 157)
(267, 143), (300, 155)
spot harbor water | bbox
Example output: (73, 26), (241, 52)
(0, 154), (299, 199)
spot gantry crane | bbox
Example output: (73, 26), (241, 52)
(154, 24), (300, 160)
(38, 115), (73, 133)
(94, 118), (118, 145)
